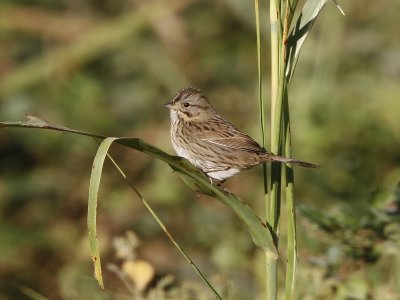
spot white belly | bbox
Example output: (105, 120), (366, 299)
(207, 168), (240, 181)
(172, 140), (240, 181)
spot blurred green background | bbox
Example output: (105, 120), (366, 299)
(1, 0), (400, 299)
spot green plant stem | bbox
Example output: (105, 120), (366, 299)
(283, 90), (297, 300)
(255, 0), (266, 148)
(268, 0), (298, 299)
(254, 0), (269, 195)
(269, 0), (281, 231)
(269, 0), (284, 233)
(267, 0), (281, 299)
(254, 3), (277, 299)
(281, 2), (297, 298)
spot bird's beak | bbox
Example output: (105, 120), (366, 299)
(163, 101), (174, 109)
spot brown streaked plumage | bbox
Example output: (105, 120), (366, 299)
(164, 87), (318, 182)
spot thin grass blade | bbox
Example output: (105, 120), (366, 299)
(97, 140), (222, 299)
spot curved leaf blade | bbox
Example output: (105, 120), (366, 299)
(286, 0), (329, 82)
(1, 116), (278, 258)
(88, 137), (119, 288)
(115, 138), (278, 257)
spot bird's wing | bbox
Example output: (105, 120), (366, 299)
(194, 119), (264, 153)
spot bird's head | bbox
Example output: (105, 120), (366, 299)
(163, 87), (215, 121)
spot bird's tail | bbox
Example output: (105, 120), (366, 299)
(265, 154), (319, 169)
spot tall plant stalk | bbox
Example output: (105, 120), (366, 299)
(254, 0), (269, 196)
(263, 0), (336, 298)
(266, 0), (281, 298)
(254, 1), (278, 298)
(267, 0), (299, 299)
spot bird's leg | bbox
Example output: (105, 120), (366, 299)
(216, 181), (231, 193)
(216, 179), (226, 188)
(208, 177), (229, 192)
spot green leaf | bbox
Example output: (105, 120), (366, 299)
(110, 137), (278, 257)
(88, 138), (119, 289)
(1, 115), (278, 265)
(0, 114), (105, 139)
(92, 138), (223, 297)
(285, 0), (329, 82)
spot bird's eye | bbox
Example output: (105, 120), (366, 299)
(183, 102), (190, 108)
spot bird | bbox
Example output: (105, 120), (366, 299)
(164, 87), (317, 183)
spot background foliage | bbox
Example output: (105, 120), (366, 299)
(1, 0), (399, 299)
